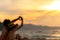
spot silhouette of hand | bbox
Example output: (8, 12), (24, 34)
(20, 16), (23, 21)
(17, 16), (21, 19)
(17, 16), (23, 21)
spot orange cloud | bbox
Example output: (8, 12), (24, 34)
(0, 10), (60, 26)
(0, 0), (60, 26)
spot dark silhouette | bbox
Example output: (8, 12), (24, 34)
(3, 16), (23, 32)
(0, 16), (23, 40)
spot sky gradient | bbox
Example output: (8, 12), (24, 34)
(0, 0), (60, 26)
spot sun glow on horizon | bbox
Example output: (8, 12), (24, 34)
(1, 0), (60, 26)
(42, 0), (60, 10)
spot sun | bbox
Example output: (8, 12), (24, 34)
(43, 0), (60, 10)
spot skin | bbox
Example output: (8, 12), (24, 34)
(0, 16), (23, 40)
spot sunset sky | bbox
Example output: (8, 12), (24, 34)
(0, 0), (60, 26)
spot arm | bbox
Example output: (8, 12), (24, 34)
(8, 16), (21, 26)
(18, 17), (23, 28)
(11, 16), (23, 32)
(6, 16), (21, 32)
(18, 16), (23, 28)
(11, 16), (21, 23)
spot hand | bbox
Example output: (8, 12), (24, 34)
(17, 16), (21, 19)
(20, 16), (23, 20)
(17, 16), (23, 20)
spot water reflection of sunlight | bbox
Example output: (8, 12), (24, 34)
(51, 31), (60, 37)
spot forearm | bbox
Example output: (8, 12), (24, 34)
(9, 17), (23, 32)
(8, 18), (19, 26)
(12, 19), (23, 32)
(11, 18), (18, 23)
(15, 20), (23, 30)
(19, 19), (23, 29)
(11, 16), (21, 23)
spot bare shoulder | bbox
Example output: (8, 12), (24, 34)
(2, 27), (7, 32)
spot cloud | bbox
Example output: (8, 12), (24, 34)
(0, 0), (60, 26)
(0, 0), (54, 12)
(15, 0), (53, 10)
(0, 10), (60, 26)
(26, 10), (60, 26)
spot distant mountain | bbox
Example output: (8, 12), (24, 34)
(0, 23), (60, 31)
(20, 24), (60, 31)
(22, 24), (59, 29)
(20, 24), (52, 31)
(20, 24), (40, 30)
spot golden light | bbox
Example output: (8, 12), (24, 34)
(48, 31), (60, 37)
(43, 0), (60, 10)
